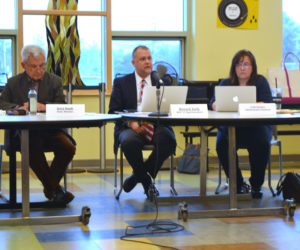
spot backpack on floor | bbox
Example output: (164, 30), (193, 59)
(276, 172), (300, 202)
(177, 144), (200, 174)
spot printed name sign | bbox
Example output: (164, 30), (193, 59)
(239, 103), (276, 117)
(170, 104), (208, 117)
(46, 104), (85, 117)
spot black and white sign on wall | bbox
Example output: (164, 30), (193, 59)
(217, 0), (259, 29)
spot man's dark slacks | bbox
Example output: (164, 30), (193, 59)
(118, 125), (176, 182)
(28, 130), (76, 193)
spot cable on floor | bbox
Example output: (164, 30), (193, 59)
(120, 185), (185, 250)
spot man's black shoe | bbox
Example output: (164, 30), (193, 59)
(251, 187), (263, 199)
(141, 175), (153, 200)
(52, 189), (67, 204)
(237, 182), (250, 194)
(146, 183), (159, 202)
(123, 173), (138, 193)
(43, 188), (54, 200)
(52, 187), (75, 205)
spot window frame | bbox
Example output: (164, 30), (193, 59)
(111, 0), (189, 88)
(2, 0), (189, 95)
(0, 31), (18, 79)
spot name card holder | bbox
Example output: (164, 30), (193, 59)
(239, 103), (276, 117)
(46, 104), (85, 117)
(170, 104), (208, 118)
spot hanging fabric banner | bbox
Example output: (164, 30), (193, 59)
(46, 0), (84, 86)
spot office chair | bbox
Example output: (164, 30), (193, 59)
(0, 143), (6, 201)
(4, 130), (68, 199)
(215, 126), (283, 195)
(114, 144), (176, 200)
(268, 126), (282, 196)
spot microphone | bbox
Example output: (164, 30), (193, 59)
(157, 65), (167, 78)
(151, 71), (163, 89)
(148, 71), (168, 117)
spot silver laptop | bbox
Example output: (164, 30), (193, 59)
(140, 86), (188, 113)
(215, 86), (256, 112)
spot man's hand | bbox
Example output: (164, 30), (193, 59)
(17, 102), (46, 112)
(37, 102), (46, 112)
(128, 121), (146, 135)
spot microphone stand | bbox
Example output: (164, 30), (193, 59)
(147, 79), (167, 201)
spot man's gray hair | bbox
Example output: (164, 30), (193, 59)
(132, 45), (150, 60)
(21, 45), (46, 62)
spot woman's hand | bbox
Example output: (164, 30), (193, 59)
(212, 101), (217, 111)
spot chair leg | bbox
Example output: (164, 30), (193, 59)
(268, 141), (282, 197)
(278, 141), (282, 177)
(0, 144), (3, 197)
(170, 154), (177, 196)
(215, 163), (228, 194)
(268, 157), (275, 196)
(114, 149), (123, 200)
(0, 144), (3, 194)
(63, 173), (67, 191)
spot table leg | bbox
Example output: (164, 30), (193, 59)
(21, 129), (30, 217)
(200, 126), (208, 196)
(228, 126), (237, 209)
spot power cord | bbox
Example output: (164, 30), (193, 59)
(120, 99), (185, 249)
(120, 185), (185, 249)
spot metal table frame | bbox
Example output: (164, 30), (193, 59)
(121, 111), (298, 219)
(0, 113), (120, 225)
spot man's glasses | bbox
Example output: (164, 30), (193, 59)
(236, 63), (251, 69)
(27, 63), (46, 70)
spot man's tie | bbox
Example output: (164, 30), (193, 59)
(140, 79), (154, 142)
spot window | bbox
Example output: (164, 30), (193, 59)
(0, 0), (16, 29)
(111, 0), (186, 82)
(112, 40), (182, 78)
(112, 0), (184, 32)
(23, 15), (104, 86)
(0, 38), (15, 85)
(282, 0), (300, 68)
(21, 1), (108, 87)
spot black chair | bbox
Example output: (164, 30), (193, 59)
(114, 144), (176, 200)
(0, 130), (68, 209)
(0, 143), (6, 201)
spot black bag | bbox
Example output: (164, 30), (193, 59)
(177, 144), (200, 174)
(276, 172), (300, 202)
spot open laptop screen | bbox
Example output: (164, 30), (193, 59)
(215, 86), (256, 112)
(140, 86), (188, 113)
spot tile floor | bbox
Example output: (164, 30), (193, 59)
(0, 166), (299, 250)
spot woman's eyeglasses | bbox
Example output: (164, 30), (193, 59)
(236, 63), (251, 69)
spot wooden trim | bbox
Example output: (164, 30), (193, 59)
(106, 0), (112, 93)
(21, 10), (107, 16)
(17, 0), (23, 72)
(72, 89), (100, 96)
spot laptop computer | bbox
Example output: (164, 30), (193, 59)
(140, 86), (188, 113)
(215, 86), (256, 112)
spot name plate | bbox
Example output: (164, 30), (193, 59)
(170, 104), (208, 117)
(239, 103), (276, 117)
(46, 104), (85, 117)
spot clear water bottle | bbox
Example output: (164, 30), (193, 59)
(28, 88), (37, 115)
